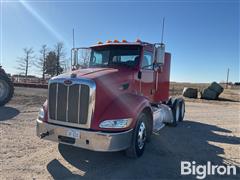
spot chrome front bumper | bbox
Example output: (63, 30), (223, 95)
(36, 119), (133, 152)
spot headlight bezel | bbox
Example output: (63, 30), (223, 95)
(99, 118), (132, 129)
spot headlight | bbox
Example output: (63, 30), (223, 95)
(99, 118), (132, 128)
(38, 107), (45, 121)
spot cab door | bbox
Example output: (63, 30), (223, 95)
(140, 50), (155, 101)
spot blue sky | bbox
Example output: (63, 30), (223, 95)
(0, 0), (239, 83)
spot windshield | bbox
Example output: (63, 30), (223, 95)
(73, 45), (141, 69)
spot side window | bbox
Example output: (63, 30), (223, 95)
(91, 50), (109, 66)
(93, 52), (102, 64)
(141, 51), (153, 70)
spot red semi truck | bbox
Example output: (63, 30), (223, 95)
(37, 40), (185, 158)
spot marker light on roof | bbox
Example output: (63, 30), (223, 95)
(97, 41), (103, 44)
(113, 40), (119, 43)
(136, 39), (141, 43)
(106, 40), (112, 43)
(122, 39), (127, 43)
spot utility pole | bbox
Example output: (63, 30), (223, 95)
(226, 68), (230, 89)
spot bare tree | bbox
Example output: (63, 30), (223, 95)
(17, 48), (34, 82)
(54, 42), (65, 75)
(35, 45), (48, 82)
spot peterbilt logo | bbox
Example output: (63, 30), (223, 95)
(64, 79), (72, 85)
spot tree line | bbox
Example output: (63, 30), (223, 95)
(17, 42), (68, 82)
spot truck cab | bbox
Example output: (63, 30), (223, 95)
(37, 39), (185, 158)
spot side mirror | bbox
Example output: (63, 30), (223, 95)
(155, 43), (165, 64)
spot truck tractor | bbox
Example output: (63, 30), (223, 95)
(37, 39), (185, 158)
(0, 66), (14, 106)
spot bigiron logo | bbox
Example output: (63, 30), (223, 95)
(181, 161), (237, 179)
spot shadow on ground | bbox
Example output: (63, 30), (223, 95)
(217, 97), (240, 102)
(47, 121), (240, 179)
(0, 106), (20, 121)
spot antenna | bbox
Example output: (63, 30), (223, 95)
(161, 17), (165, 44)
(72, 28), (75, 48)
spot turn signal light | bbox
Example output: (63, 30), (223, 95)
(113, 39), (119, 43)
(136, 39), (141, 43)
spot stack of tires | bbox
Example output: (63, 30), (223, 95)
(200, 82), (224, 100)
(182, 82), (224, 100)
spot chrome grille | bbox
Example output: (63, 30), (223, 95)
(48, 78), (95, 128)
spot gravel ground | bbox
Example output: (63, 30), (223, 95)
(0, 87), (239, 179)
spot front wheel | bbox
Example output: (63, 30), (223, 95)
(125, 113), (148, 158)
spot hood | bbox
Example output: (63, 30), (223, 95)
(73, 68), (118, 79)
(49, 67), (138, 130)
(55, 67), (135, 83)
(55, 68), (117, 79)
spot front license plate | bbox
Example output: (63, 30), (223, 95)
(66, 129), (80, 139)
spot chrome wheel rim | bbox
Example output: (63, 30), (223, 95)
(0, 79), (9, 101)
(137, 122), (146, 149)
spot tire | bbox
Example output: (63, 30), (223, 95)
(178, 99), (185, 122)
(0, 74), (14, 106)
(125, 113), (148, 158)
(201, 88), (218, 100)
(171, 99), (181, 127)
(182, 87), (198, 98)
(208, 82), (224, 95)
(145, 112), (152, 142)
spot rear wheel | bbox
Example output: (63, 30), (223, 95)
(171, 99), (181, 127)
(0, 75), (14, 106)
(179, 99), (185, 122)
(125, 113), (148, 158)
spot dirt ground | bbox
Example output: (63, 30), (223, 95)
(0, 86), (240, 179)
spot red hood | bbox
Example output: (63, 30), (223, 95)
(75, 67), (136, 130)
(55, 67), (136, 86)
(72, 68), (118, 79)
(49, 67), (138, 130)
